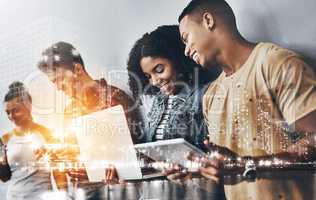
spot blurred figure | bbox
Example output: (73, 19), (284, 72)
(37, 41), (141, 142)
(37, 42), (135, 199)
(0, 81), (65, 200)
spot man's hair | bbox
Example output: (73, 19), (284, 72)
(178, 0), (236, 28)
(37, 41), (85, 73)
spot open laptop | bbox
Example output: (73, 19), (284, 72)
(68, 105), (173, 181)
(69, 105), (145, 181)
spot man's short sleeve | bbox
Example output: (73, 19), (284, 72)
(267, 55), (316, 125)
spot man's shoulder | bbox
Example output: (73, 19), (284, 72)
(251, 42), (305, 80)
(257, 42), (298, 66)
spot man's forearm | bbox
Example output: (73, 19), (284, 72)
(252, 151), (316, 172)
(254, 137), (316, 171)
(220, 137), (316, 175)
(223, 139), (316, 173)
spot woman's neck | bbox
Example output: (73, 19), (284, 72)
(14, 120), (36, 135)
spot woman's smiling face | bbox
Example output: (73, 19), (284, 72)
(140, 56), (178, 95)
(5, 97), (32, 127)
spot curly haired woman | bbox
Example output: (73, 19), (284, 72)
(127, 25), (220, 149)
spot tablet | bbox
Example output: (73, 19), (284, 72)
(134, 138), (206, 171)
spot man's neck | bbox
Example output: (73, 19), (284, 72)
(74, 73), (96, 103)
(76, 76), (107, 111)
(217, 38), (256, 76)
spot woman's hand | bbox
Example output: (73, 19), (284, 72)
(34, 144), (80, 162)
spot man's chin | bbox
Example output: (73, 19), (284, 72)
(201, 60), (217, 69)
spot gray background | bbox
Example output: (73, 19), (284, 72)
(0, 0), (316, 198)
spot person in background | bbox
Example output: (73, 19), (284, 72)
(37, 42), (141, 141)
(0, 81), (66, 200)
(170, 0), (316, 199)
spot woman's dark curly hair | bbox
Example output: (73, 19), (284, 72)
(127, 25), (217, 99)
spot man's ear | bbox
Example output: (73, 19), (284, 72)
(202, 12), (215, 31)
(73, 63), (84, 76)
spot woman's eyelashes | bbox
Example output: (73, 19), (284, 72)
(144, 74), (151, 79)
(6, 108), (17, 116)
(144, 64), (164, 80)
(154, 64), (164, 73)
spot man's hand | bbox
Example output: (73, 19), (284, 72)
(68, 168), (89, 181)
(203, 140), (239, 161)
(104, 164), (121, 185)
(189, 140), (243, 184)
(163, 163), (192, 185)
(198, 158), (223, 184)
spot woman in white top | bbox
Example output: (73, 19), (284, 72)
(0, 81), (65, 200)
